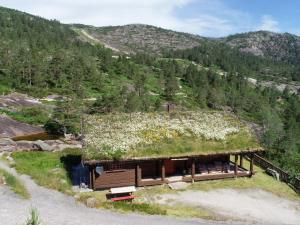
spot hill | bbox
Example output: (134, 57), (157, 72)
(223, 31), (300, 65)
(72, 24), (204, 54)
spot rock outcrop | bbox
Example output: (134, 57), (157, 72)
(0, 138), (82, 152)
(0, 115), (44, 139)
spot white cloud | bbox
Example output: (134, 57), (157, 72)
(0, 0), (281, 37)
(258, 15), (280, 32)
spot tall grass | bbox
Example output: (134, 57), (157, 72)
(25, 209), (41, 225)
(0, 168), (30, 199)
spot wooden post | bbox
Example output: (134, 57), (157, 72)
(250, 153), (254, 176)
(234, 155), (238, 177)
(92, 166), (95, 190)
(240, 154), (244, 168)
(191, 159), (195, 181)
(89, 167), (93, 189)
(161, 160), (166, 182)
(136, 163), (141, 186)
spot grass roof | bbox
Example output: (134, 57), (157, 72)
(84, 111), (261, 160)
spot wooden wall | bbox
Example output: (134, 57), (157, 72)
(94, 169), (136, 189)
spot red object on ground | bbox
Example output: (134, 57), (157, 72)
(111, 195), (137, 202)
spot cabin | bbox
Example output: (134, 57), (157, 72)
(84, 149), (263, 190)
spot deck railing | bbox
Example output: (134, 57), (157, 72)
(253, 154), (300, 193)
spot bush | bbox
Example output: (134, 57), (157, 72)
(44, 119), (65, 135)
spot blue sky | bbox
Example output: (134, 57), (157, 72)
(1, 0), (299, 37)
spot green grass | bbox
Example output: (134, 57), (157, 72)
(0, 168), (30, 199)
(0, 84), (11, 94)
(11, 149), (82, 194)
(25, 208), (41, 225)
(104, 201), (167, 215)
(0, 106), (50, 125)
(127, 129), (260, 158)
(189, 159), (300, 201)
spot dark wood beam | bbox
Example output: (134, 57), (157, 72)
(234, 155), (238, 177)
(136, 163), (141, 186)
(161, 160), (165, 181)
(89, 167), (93, 189)
(240, 154), (244, 168)
(191, 159), (195, 180)
(250, 153), (254, 176)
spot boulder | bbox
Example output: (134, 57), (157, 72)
(33, 140), (55, 151)
(86, 197), (100, 208)
(16, 140), (36, 151)
(0, 138), (17, 152)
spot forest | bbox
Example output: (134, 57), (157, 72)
(0, 6), (299, 179)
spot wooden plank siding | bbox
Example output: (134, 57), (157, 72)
(88, 153), (255, 190)
(94, 169), (136, 189)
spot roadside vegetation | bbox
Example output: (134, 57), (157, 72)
(11, 149), (81, 194)
(25, 208), (42, 225)
(0, 168), (30, 199)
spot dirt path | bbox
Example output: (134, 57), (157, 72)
(156, 189), (300, 225)
(0, 161), (247, 225)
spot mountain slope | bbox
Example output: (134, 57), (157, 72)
(223, 31), (300, 64)
(72, 24), (204, 54)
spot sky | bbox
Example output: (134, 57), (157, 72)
(0, 0), (299, 37)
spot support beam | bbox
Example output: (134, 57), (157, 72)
(136, 164), (141, 186)
(250, 153), (254, 176)
(234, 155), (238, 177)
(240, 154), (244, 168)
(191, 159), (195, 180)
(161, 160), (165, 182)
(89, 167), (93, 189)
(92, 166), (95, 190)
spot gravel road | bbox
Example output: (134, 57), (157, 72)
(157, 189), (300, 225)
(0, 161), (249, 225)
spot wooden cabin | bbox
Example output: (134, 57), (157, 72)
(85, 149), (262, 190)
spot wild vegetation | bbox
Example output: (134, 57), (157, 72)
(0, 168), (30, 199)
(0, 5), (299, 178)
(11, 149), (81, 194)
(85, 111), (258, 159)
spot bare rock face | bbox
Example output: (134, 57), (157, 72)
(0, 115), (44, 139)
(86, 197), (100, 208)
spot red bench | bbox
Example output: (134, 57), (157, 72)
(111, 195), (137, 202)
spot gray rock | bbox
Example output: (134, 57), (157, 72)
(86, 197), (100, 208)
(0, 138), (17, 152)
(33, 140), (55, 151)
(16, 140), (35, 151)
